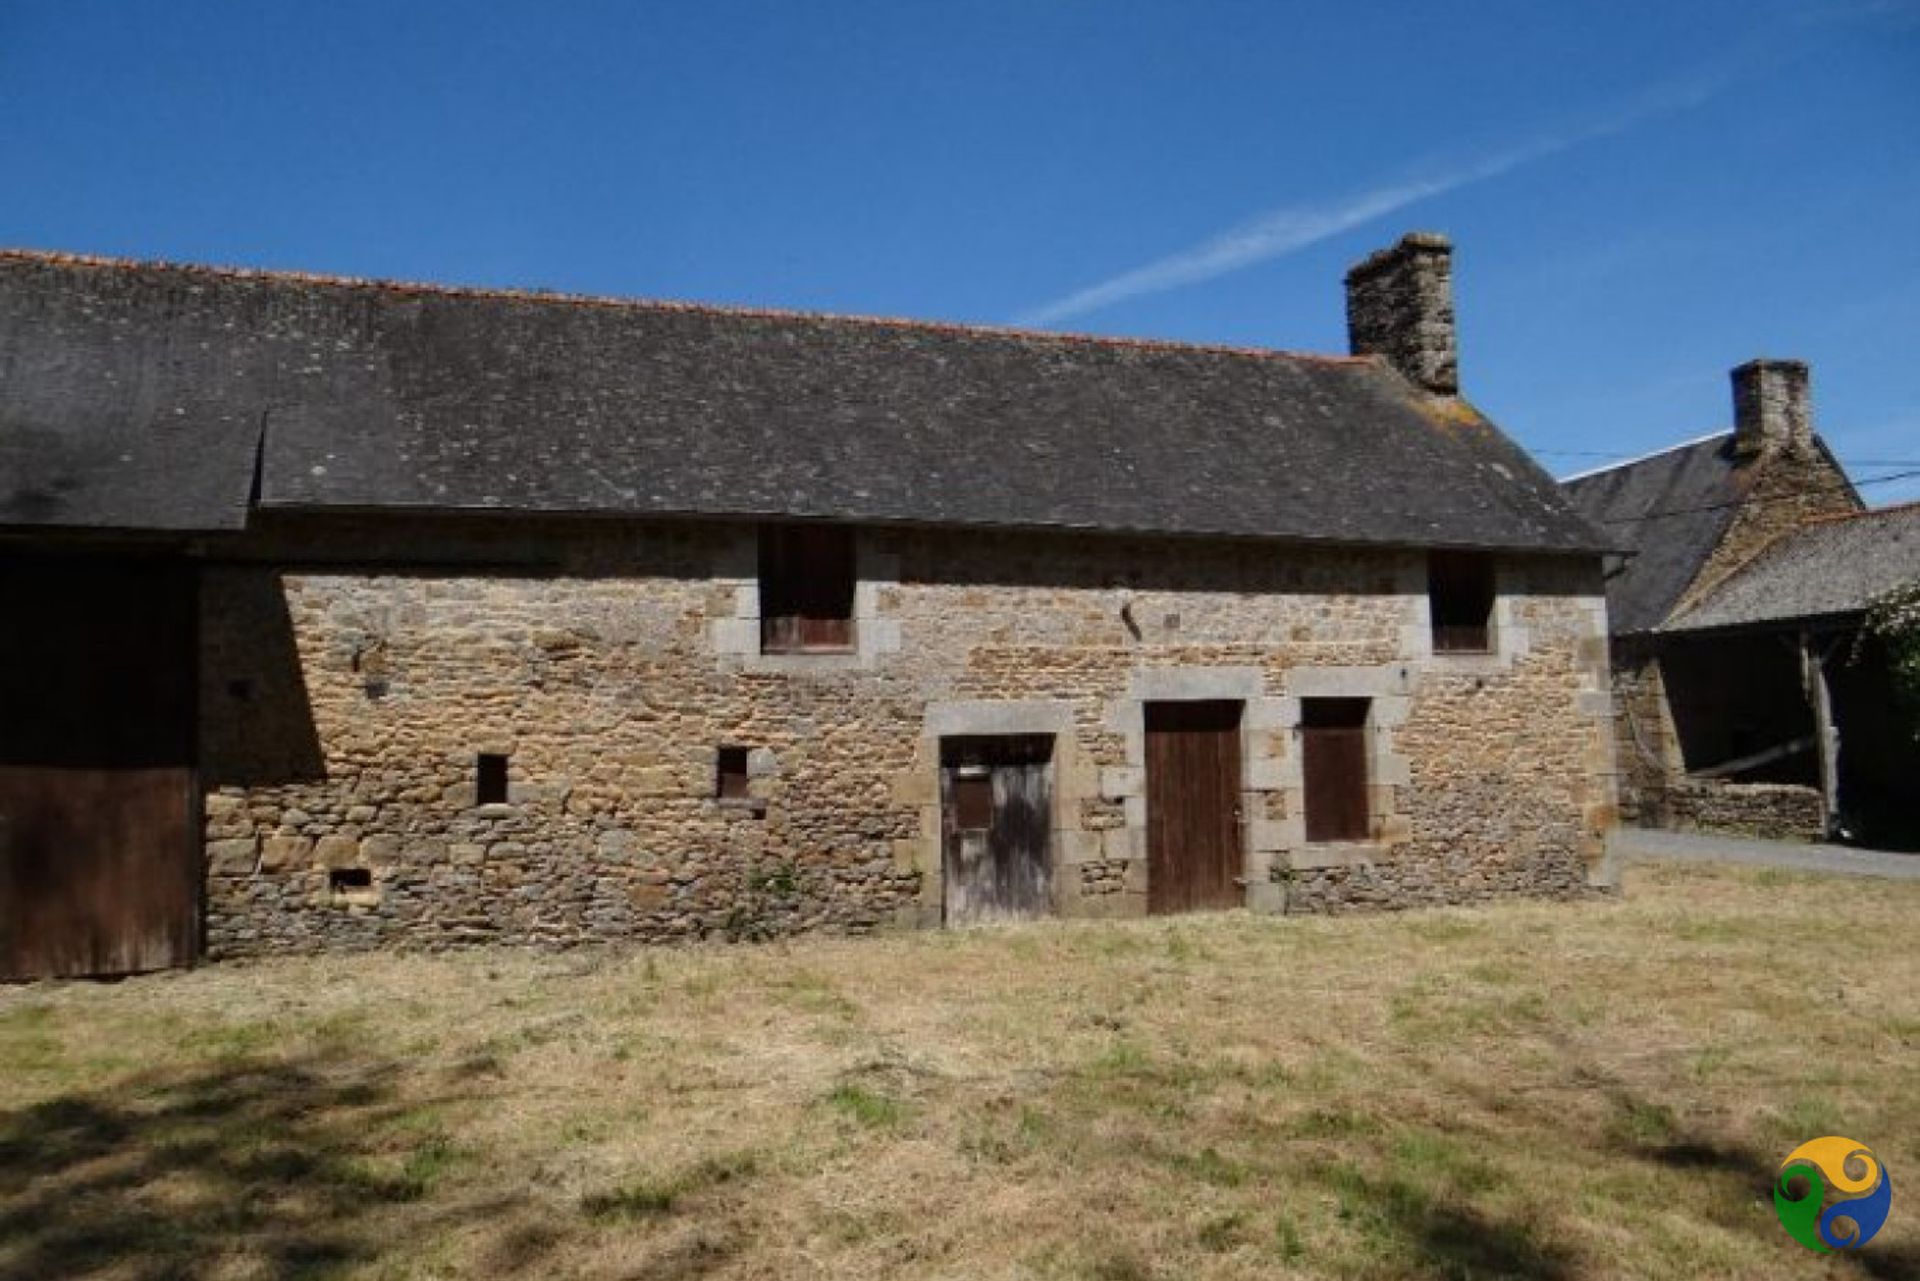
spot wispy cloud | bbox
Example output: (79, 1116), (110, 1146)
(1011, 67), (1736, 328)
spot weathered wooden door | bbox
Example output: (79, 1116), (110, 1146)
(941, 736), (1053, 926)
(1146, 701), (1244, 914)
(0, 557), (200, 979)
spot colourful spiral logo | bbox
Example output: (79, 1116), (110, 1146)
(1773, 1136), (1892, 1252)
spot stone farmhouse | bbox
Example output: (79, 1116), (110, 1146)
(1563, 361), (1919, 847)
(0, 233), (1618, 980)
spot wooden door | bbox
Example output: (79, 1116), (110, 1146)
(1145, 701), (1244, 914)
(1302, 699), (1370, 843)
(941, 736), (1053, 926)
(0, 557), (200, 979)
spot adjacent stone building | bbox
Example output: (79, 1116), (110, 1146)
(1561, 360), (1907, 843)
(0, 233), (1619, 978)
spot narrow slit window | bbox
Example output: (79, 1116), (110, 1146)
(329, 867), (372, 891)
(476, 753), (510, 805)
(759, 524), (856, 653)
(1302, 698), (1371, 843)
(716, 746), (751, 800)
(1428, 551), (1495, 653)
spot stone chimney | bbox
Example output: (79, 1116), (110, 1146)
(1345, 232), (1457, 396)
(1731, 359), (1812, 459)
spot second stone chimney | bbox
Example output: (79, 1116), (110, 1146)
(1345, 232), (1458, 396)
(1731, 359), (1813, 459)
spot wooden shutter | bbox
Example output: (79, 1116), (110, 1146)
(1429, 551), (1494, 652)
(759, 525), (856, 652)
(1302, 699), (1370, 843)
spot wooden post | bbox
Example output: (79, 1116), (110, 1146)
(1801, 629), (1840, 840)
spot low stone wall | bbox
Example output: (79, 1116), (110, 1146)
(1664, 779), (1824, 842)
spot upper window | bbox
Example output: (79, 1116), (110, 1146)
(1427, 551), (1495, 653)
(759, 525), (856, 654)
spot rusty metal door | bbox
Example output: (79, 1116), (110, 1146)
(1302, 699), (1370, 843)
(941, 736), (1053, 926)
(1146, 701), (1243, 914)
(0, 557), (200, 980)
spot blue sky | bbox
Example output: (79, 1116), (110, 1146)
(4, 1), (1918, 501)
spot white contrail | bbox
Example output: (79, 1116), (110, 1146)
(1011, 71), (1732, 328)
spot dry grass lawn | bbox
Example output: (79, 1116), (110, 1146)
(2, 860), (1917, 1280)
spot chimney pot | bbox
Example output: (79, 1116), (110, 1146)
(1731, 359), (1812, 459)
(1345, 231), (1458, 396)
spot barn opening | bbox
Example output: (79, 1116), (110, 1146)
(1659, 635), (1815, 784)
(939, 735), (1053, 926)
(1428, 551), (1494, 653)
(0, 555), (201, 980)
(1145, 700), (1244, 915)
(1302, 698), (1371, 842)
(759, 524), (856, 654)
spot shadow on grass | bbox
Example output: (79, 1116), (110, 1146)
(0, 1052), (527, 1280)
(1317, 1161), (1575, 1280)
(1611, 1106), (1920, 1280)
(1476, 1057), (1920, 1280)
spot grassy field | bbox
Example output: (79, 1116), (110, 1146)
(2, 861), (1916, 1280)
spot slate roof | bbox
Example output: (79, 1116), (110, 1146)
(1560, 434), (1746, 634)
(1665, 503), (1920, 633)
(0, 249), (1606, 553)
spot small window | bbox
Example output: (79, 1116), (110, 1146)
(759, 524), (856, 653)
(476, 753), (510, 805)
(329, 867), (372, 891)
(1302, 698), (1370, 843)
(951, 767), (994, 831)
(716, 746), (751, 800)
(1428, 551), (1495, 653)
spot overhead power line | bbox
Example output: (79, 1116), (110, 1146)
(1596, 468), (1920, 523)
(1527, 444), (1920, 468)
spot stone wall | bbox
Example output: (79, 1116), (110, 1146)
(1665, 780), (1825, 843)
(199, 515), (1617, 956)
(1606, 638), (1680, 827)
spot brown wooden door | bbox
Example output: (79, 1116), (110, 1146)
(1302, 699), (1370, 843)
(941, 736), (1053, 926)
(1146, 701), (1243, 914)
(0, 767), (198, 978)
(0, 557), (200, 979)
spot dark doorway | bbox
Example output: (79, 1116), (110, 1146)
(1661, 634), (1816, 782)
(1145, 700), (1244, 914)
(940, 735), (1053, 926)
(0, 556), (200, 979)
